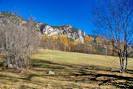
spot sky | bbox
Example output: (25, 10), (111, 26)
(0, 0), (97, 34)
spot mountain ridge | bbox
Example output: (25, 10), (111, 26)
(0, 11), (86, 43)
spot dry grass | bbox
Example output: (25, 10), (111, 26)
(32, 49), (133, 70)
(0, 49), (132, 89)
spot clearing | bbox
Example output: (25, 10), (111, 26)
(0, 49), (133, 89)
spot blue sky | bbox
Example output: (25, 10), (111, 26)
(0, 0), (97, 34)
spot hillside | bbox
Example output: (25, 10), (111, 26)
(0, 49), (133, 89)
(0, 11), (86, 43)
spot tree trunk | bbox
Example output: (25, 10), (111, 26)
(4, 55), (30, 70)
(119, 50), (128, 73)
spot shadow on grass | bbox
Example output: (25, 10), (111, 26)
(127, 69), (133, 74)
(76, 71), (133, 88)
(0, 59), (132, 88)
(20, 73), (41, 81)
(32, 59), (133, 89)
(32, 59), (111, 71)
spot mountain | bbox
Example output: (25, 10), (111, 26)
(0, 11), (86, 43)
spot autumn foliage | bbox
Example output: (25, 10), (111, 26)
(40, 34), (127, 56)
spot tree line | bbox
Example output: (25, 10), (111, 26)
(41, 34), (133, 57)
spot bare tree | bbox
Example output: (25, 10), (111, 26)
(92, 0), (133, 72)
(0, 22), (40, 70)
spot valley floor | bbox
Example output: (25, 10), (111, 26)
(0, 49), (133, 89)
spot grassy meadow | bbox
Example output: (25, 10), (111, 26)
(32, 49), (133, 70)
(0, 49), (133, 89)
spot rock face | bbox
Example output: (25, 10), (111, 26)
(0, 11), (86, 43)
(40, 24), (86, 43)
